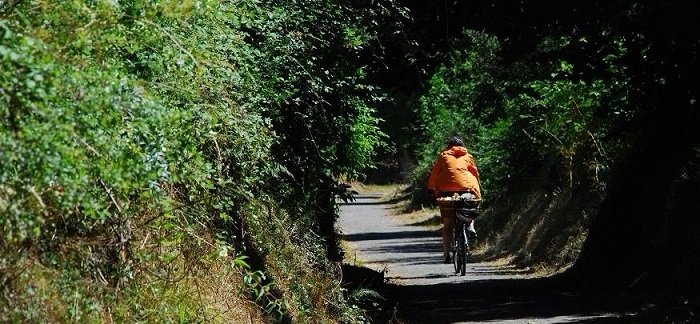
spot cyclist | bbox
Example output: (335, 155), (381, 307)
(427, 136), (481, 263)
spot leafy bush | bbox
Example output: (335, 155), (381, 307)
(1, 0), (399, 322)
(411, 29), (634, 206)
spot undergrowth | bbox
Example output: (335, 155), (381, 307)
(1, 0), (405, 322)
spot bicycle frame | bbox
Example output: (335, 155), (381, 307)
(451, 202), (479, 276)
(452, 217), (470, 276)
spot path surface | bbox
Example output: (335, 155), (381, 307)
(338, 193), (630, 324)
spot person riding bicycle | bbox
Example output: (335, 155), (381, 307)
(427, 136), (481, 263)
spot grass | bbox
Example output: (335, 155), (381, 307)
(340, 240), (366, 267)
(0, 252), (266, 323)
(349, 182), (402, 197)
(391, 205), (442, 228)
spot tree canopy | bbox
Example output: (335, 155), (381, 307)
(2, 0), (699, 322)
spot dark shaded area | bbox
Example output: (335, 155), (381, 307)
(374, 272), (700, 323)
(341, 264), (386, 292)
(555, 2), (700, 317)
(381, 276), (643, 324)
(371, 0), (700, 317)
(567, 108), (700, 294)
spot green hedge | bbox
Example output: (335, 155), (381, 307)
(1, 0), (399, 322)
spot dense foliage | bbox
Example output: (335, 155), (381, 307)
(403, 0), (700, 297)
(3, 0), (698, 321)
(1, 0), (402, 322)
(412, 29), (632, 202)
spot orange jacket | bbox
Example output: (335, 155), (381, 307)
(427, 146), (481, 198)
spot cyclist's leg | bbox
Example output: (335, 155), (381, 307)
(440, 207), (455, 261)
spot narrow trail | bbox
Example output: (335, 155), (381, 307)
(338, 193), (633, 324)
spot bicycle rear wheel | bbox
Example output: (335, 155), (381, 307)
(458, 224), (467, 276)
(452, 223), (460, 274)
(452, 222), (467, 275)
(450, 224), (460, 273)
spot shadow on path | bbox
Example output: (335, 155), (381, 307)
(339, 193), (646, 323)
(380, 276), (644, 323)
(343, 230), (437, 242)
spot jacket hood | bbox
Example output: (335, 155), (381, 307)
(445, 145), (469, 157)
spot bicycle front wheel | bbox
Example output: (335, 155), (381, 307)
(452, 222), (467, 275)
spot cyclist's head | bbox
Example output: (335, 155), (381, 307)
(446, 136), (464, 147)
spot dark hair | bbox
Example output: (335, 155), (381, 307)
(446, 136), (464, 147)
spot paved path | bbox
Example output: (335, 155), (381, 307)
(338, 193), (628, 324)
(338, 194), (523, 285)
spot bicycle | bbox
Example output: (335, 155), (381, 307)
(451, 198), (480, 276)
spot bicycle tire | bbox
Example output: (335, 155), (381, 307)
(452, 222), (467, 275)
(460, 225), (467, 276)
(452, 223), (460, 274)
